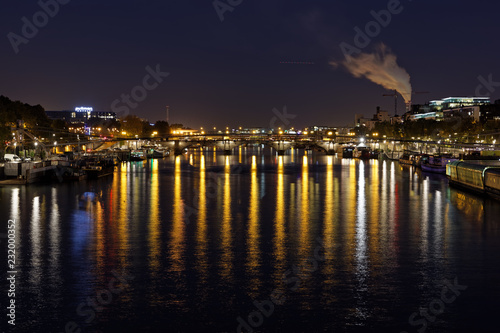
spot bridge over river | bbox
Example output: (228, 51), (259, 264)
(82, 133), (500, 157)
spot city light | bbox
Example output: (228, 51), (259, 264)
(75, 107), (93, 112)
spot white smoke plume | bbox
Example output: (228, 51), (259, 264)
(332, 44), (412, 103)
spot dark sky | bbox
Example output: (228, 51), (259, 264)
(1, 0), (499, 129)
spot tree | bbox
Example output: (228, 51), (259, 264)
(373, 121), (394, 138)
(154, 120), (169, 136)
(170, 123), (184, 129)
(120, 115), (143, 136)
(141, 121), (153, 136)
(0, 95), (52, 152)
(51, 119), (68, 130)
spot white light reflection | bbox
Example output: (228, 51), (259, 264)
(381, 161), (388, 240)
(355, 161), (368, 321)
(434, 190), (443, 252)
(30, 196), (42, 286)
(49, 187), (61, 275)
(389, 162), (396, 233)
(10, 188), (20, 222)
(420, 177), (429, 262)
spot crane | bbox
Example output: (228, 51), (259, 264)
(383, 90), (429, 116)
(382, 90), (399, 117)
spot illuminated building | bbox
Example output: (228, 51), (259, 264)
(45, 107), (116, 124)
(409, 97), (492, 122)
(429, 97), (490, 110)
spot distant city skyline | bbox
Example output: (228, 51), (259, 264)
(1, 1), (499, 128)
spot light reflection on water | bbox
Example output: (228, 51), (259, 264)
(2, 150), (500, 332)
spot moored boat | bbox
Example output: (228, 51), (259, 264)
(446, 161), (500, 196)
(80, 156), (116, 179)
(342, 146), (355, 158)
(421, 163), (446, 174)
(130, 150), (146, 161)
(146, 149), (170, 159)
(421, 154), (458, 174)
(399, 152), (416, 166)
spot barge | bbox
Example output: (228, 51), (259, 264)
(446, 161), (500, 199)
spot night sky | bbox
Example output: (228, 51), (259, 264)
(1, 0), (499, 128)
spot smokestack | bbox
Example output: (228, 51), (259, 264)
(332, 44), (412, 105)
(166, 106), (170, 122)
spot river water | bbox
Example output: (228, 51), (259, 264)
(1, 148), (499, 333)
